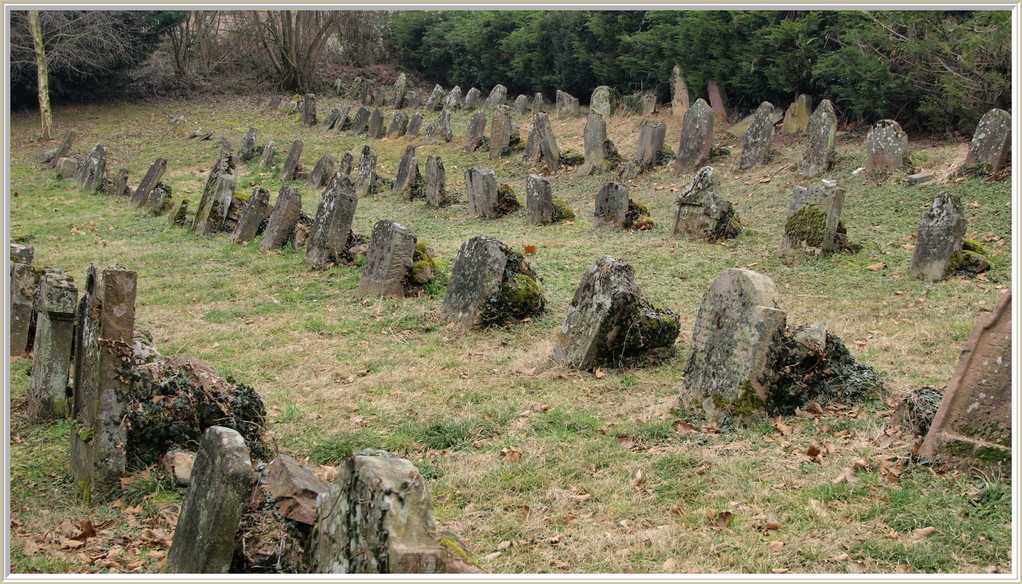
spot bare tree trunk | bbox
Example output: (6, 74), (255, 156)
(28, 10), (53, 140)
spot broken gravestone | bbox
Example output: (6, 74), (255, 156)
(737, 102), (775, 170)
(673, 99), (715, 175)
(56, 157), (78, 179)
(959, 108), (1012, 176)
(780, 94), (812, 135)
(672, 166), (742, 242)
(799, 99), (837, 177)
(594, 182), (652, 231)
(29, 271), (77, 420)
(781, 184), (846, 256)
(442, 235), (544, 329)
(425, 155), (454, 207)
(238, 127), (259, 162)
(73, 143), (107, 193)
(167, 199), (189, 227)
(360, 220), (417, 298)
(260, 186), (303, 251)
(394, 145), (424, 201)
(578, 113), (621, 176)
(524, 113), (560, 172)
(166, 426), (256, 573)
(635, 120), (668, 170)
(909, 191), (967, 281)
(131, 158), (167, 207)
(229, 187), (271, 245)
(306, 175), (358, 268)
(280, 140), (304, 181)
(308, 155), (336, 189)
(489, 106), (518, 160)
(525, 174), (574, 226)
(464, 111), (487, 152)
(355, 145), (380, 198)
(865, 119), (909, 174)
(191, 147), (238, 235)
(9, 260), (39, 357)
(466, 167), (521, 219)
(552, 255), (680, 369)
(108, 168), (129, 198)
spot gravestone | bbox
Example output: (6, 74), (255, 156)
(729, 105), (782, 138)
(526, 174), (574, 226)
(10, 261), (39, 358)
(463, 111), (487, 151)
(670, 65), (690, 118)
(387, 111), (409, 138)
(130, 158), (167, 207)
(553, 255), (680, 369)
(302, 94), (317, 125)
(350, 106), (372, 135)
(524, 113), (560, 172)
(737, 102), (775, 170)
(532, 92), (543, 114)
(489, 106), (517, 159)
(144, 184), (173, 216)
(259, 186), (302, 251)
(394, 145), (422, 200)
(486, 84), (507, 110)
(442, 235), (544, 329)
(464, 87), (482, 110)
(367, 108), (385, 139)
(404, 90), (422, 110)
(673, 99), (715, 175)
(56, 157), (78, 179)
(909, 192), (967, 281)
(672, 166), (742, 242)
(167, 199), (189, 227)
(71, 265), (137, 504)
(73, 143), (107, 193)
(339, 152), (354, 175)
(10, 243), (34, 265)
(445, 85), (463, 110)
(43, 129), (77, 168)
(280, 140), (304, 181)
(591, 86), (613, 117)
(960, 108), (1012, 175)
(407, 113), (424, 137)
(594, 182), (630, 230)
(229, 187), (271, 244)
(258, 140), (276, 168)
(466, 167), (520, 219)
(29, 271), (77, 420)
(578, 113), (620, 176)
(512, 95), (529, 115)
(799, 99), (837, 177)
(707, 80), (728, 120)
(424, 110), (453, 143)
(191, 147), (238, 235)
(108, 168), (129, 197)
(306, 175), (358, 267)
(424, 155), (453, 207)
(355, 145), (379, 198)
(781, 184), (846, 255)
(920, 289), (1011, 473)
(635, 120), (668, 170)
(780, 94), (812, 135)
(309, 453), (445, 574)
(393, 72), (408, 108)
(865, 119), (909, 173)
(683, 268), (787, 425)
(556, 90), (579, 117)
(360, 220), (417, 297)
(308, 155), (336, 188)
(281, 94), (303, 115)
(323, 108), (343, 131)
(639, 91), (658, 115)
(425, 85), (445, 111)
(166, 426), (256, 573)
(238, 127), (259, 162)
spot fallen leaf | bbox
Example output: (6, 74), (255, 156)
(833, 553), (850, 561)
(808, 499), (829, 518)
(661, 558), (679, 572)
(550, 560), (569, 570)
(774, 418), (792, 436)
(866, 263), (887, 271)
(594, 368), (607, 379)
(483, 552), (502, 562)
(72, 520), (96, 541)
(570, 494), (592, 503)
(629, 470), (645, 489)
(674, 420), (697, 435)
(848, 561), (868, 574)
(59, 537), (84, 550)
(832, 467), (860, 484)
(769, 541), (784, 551)
(912, 526), (936, 539)
(496, 540), (512, 550)
(713, 511), (733, 529)
(771, 568), (789, 574)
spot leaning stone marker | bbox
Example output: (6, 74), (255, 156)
(229, 187), (271, 244)
(670, 65), (690, 118)
(489, 106), (517, 160)
(354, 145), (379, 198)
(737, 102), (775, 170)
(442, 236), (544, 329)
(781, 184), (846, 256)
(672, 166), (742, 242)
(799, 99), (837, 177)
(166, 426), (256, 573)
(553, 256), (680, 369)
(424, 155), (453, 207)
(425, 84), (445, 111)
(73, 143), (107, 193)
(909, 192), (967, 281)
(258, 140), (276, 168)
(865, 119), (909, 173)
(525, 174), (573, 226)
(350, 106), (371, 135)
(707, 80), (727, 120)
(360, 220), (418, 298)
(673, 99), (715, 175)
(308, 154), (336, 188)
(130, 158), (167, 207)
(368, 108), (386, 139)
(407, 113), (424, 137)
(780, 94), (812, 135)
(960, 108), (1011, 175)
(387, 111), (409, 138)
(683, 268), (787, 425)
(238, 127), (259, 162)
(323, 108), (343, 131)
(259, 186), (302, 251)
(424, 109), (453, 143)
(29, 271), (78, 419)
(306, 176), (358, 267)
(393, 145), (420, 198)
(280, 140), (304, 181)
(338, 152), (353, 175)
(43, 129), (77, 168)
(524, 113), (560, 172)
(191, 147), (238, 235)
(463, 111), (487, 151)
(635, 120), (667, 170)
(10, 262), (39, 357)
(920, 289), (1011, 473)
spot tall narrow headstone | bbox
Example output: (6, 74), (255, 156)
(865, 119), (909, 173)
(707, 80), (727, 120)
(488, 106), (516, 159)
(594, 182), (630, 230)
(258, 140), (276, 168)
(259, 186), (303, 251)
(280, 140), (304, 181)
(670, 65), (690, 118)
(799, 100), (837, 177)
(673, 166), (742, 242)
(737, 102), (775, 170)
(360, 220), (417, 298)
(407, 113), (424, 137)
(525, 174), (572, 226)
(909, 192), (967, 281)
(238, 127), (259, 161)
(302, 94), (317, 126)
(524, 113), (560, 172)
(29, 271), (78, 420)
(960, 108), (1012, 175)
(463, 111), (487, 151)
(393, 72), (408, 108)
(306, 176), (358, 267)
(368, 108), (386, 139)
(393, 145), (420, 199)
(191, 147), (238, 235)
(131, 158), (167, 207)
(532, 92), (543, 114)
(355, 145), (378, 198)
(635, 120), (667, 170)
(73, 143), (107, 193)
(338, 152), (354, 175)
(673, 99), (715, 175)
(578, 113), (619, 176)
(780, 94), (812, 135)
(229, 187), (271, 244)
(387, 111), (410, 138)
(10, 261), (40, 358)
(424, 155), (452, 207)
(425, 85), (445, 111)
(465, 167), (502, 219)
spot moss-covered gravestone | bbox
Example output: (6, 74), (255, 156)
(799, 100), (837, 177)
(302, 94), (317, 125)
(229, 187), (271, 244)
(387, 111), (409, 138)
(424, 109), (453, 143)
(524, 113), (560, 172)
(909, 192), (967, 281)
(425, 155), (454, 207)
(780, 184), (846, 256)
(279, 140), (304, 181)
(350, 106), (371, 135)
(191, 147), (238, 235)
(306, 176), (358, 267)
(673, 99), (715, 175)
(464, 111), (487, 152)
(29, 271), (77, 420)
(442, 235), (544, 329)
(259, 185), (302, 251)
(780, 94), (812, 135)
(489, 106), (517, 160)
(73, 143), (107, 193)
(595, 182), (651, 230)
(865, 119), (908, 174)
(130, 158), (167, 207)
(553, 255), (679, 369)
(525, 174), (574, 226)
(466, 167), (520, 219)
(737, 102), (775, 170)
(578, 113), (621, 176)
(959, 108), (1011, 175)
(672, 166), (741, 242)
(355, 145), (379, 198)
(238, 127), (259, 161)
(360, 220), (417, 298)
(394, 145), (422, 200)
(445, 85), (463, 110)
(635, 120), (668, 171)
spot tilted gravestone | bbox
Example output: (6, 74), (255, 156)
(553, 255), (680, 370)
(10, 260), (40, 358)
(56, 157), (78, 179)
(238, 127), (259, 162)
(323, 108), (343, 131)
(280, 140), (304, 181)
(191, 147), (238, 235)
(486, 84), (508, 110)
(360, 220), (418, 298)
(338, 152), (354, 175)
(42, 129), (77, 168)
(673, 99), (715, 175)
(229, 187), (271, 245)
(673, 166), (742, 242)
(259, 185), (303, 251)
(865, 119), (909, 173)
(578, 113), (620, 176)
(466, 167), (520, 219)
(920, 288), (1011, 473)
(71, 265), (137, 504)
(393, 72), (408, 108)
(144, 184), (173, 216)
(464, 87), (482, 110)
(407, 113), (424, 137)
(350, 106), (372, 135)
(302, 94), (317, 126)
(424, 110), (453, 143)
(445, 85), (463, 110)
(131, 158), (167, 207)
(670, 65), (690, 118)
(167, 198), (189, 227)
(394, 145), (423, 201)
(29, 271), (78, 420)
(960, 108), (1011, 175)
(524, 113), (560, 172)
(909, 192), (967, 281)
(555, 90), (579, 118)
(442, 235), (544, 329)
(425, 84), (445, 111)
(591, 86), (614, 117)
(258, 140), (276, 168)
(309, 453), (445, 574)
(525, 174), (573, 226)
(781, 184), (846, 256)
(355, 145), (379, 198)
(532, 92), (543, 114)
(635, 120), (668, 170)
(424, 155), (453, 207)
(463, 111), (487, 151)
(166, 426), (256, 573)
(594, 182), (630, 230)
(799, 99), (837, 177)
(683, 268), (787, 425)
(308, 155), (336, 189)
(737, 102), (775, 170)
(387, 111), (410, 138)
(73, 143), (107, 193)
(306, 175), (358, 268)
(512, 94), (529, 115)
(108, 168), (129, 198)
(403, 90), (422, 110)
(707, 80), (727, 120)
(780, 94), (812, 135)
(489, 106), (517, 160)
(368, 108), (386, 139)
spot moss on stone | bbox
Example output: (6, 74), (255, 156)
(560, 150), (585, 166)
(496, 184), (522, 216)
(731, 380), (767, 417)
(620, 299), (680, 355)
(948, 249), (991, 276)
(784, 206), (828, 248)
(551, 198), (575, 222)
(626, 200), (654, 230)
(962, 238), (990, 256)
(502, 273), (545, 317)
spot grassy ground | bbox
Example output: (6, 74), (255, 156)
(6, 94), (1013, 575)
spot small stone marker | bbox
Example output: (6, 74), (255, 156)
(466, 167), (520, 219)
(865, 119), (909, 173)
(29, 271), (78, 419)
(578, 113), (620, 176)
(360, 220), (417, 298)
(306, 175), (358, 267)
(368, 108), (386, 139)
(737, 102), (775, 170)
(258, 140), (276, 168)
(524, 113), (560, 172)
(512, 94), (529, 115)
(799, 99), (837, 177)
(108, 168), (129, 197)
(144, 184), (173, 216)
(338, 152), (354, 175)
(555, 90), (579, 117)
(683, 268), (787, 425)
(259, 185), (303, 251)
(191, 148), (238, 235)
(71, 265), (137, 504)
(464, 87), (481, 110)
(920, 289), (1011, 472)
(486, 84), (507, 110)
(166, 426), (256, 573)
(10, 261), (40, 358)
(229, 187), (271, 244)
(394, 145), (423, 201)
(131, 158), (167, 207)
(532, 92), (543, 114)
(308, 154), (336, 188)
(672, 166), (742, 242)
(591, 86), (613, 117)
(553, 255), (680, 369)
(489, 106), (517, 160)
(525, 174), (573, 226)
(73, 143), (108, 193)
(960, 108), (1011, 175)
(442, 235), (544, 329)
(425, 84), (445, 111)
(43, 129), (77, 168)
(780, 94), (812, 135)
(424, 109), (453, 143)
(280, 140), (304, 181)
(445, 85), (462, 110)
(594, 181), (630, 230)
(387, 111), (409, 138)
(781, 184), (846, 255)
(635, 120), (667, 170)
(673, 99), (716, 175)
(55, 157), (78, 179)
(238, 127), (259, 162)
(707, 80), (727, 120)
(168, 199), (189, 227)
(909, 191), (967, 281)
(907, 170), (936, 185)
(407, 113), (424, 137)
(355, 145), (379, 198)
(464, 111), (487, 151)
(424, 155), (453, 207)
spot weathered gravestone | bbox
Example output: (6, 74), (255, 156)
(280, 94), (303, 115)
(322, 108), (343, 131)
(799, 99), (837, 177)
(466, 167), (521, 219)
(258, 140), (276, 168)
(424, 110), (453, 143)
(350, 106), (372, 135)
(425, 85), (445, 111)
(259, 186), (302, 251)
(463, 111), (487, 152)
(909, 191), (967, 281)
(360, 220), (417, 298)
(368, 108), (386, 139)
(920, 288), (1011, 473)
(29, 271), (78, 419)
(306, 175), (358, 268)
(10, 243), (34, 265)
(73, 143), (107, 193)
(442, 235), (544, 329)
(673, 99), (715, 175)
(594, 182), (652, 230)
(729, 104), (782, 138)
(280, 140), (304, 181)
(445, 85), (463, 110)
(403, 90), (422, 110)
(9, 259), (39, 358)
(525, 174), (574, 226)
(489, 106), (518, 160)
(166, 426), (256, 573)
(707, 80), (728, 121)
(639, 91), (658, 115)
(486, 84), (508, 110)
(578, 113), (621, 176)
(552, 255), (679, 369)
(672, 166), (742, 242)
(393, 72), (408, 108)
(512, 94), (529, 115)
(144, 184), (173, 216)
(42, 129), (77, 168)
(781, 184), (846, 256)
(308, 155), (336, 188)
(238, 127), (259, 162)
(229, 187), (271, 244)
(407, 113), (424, 137)
(959, 108), (1012, 175)
(737, 102), (775, 170)
(424, 155), (454, 207)
(865, 119), (909, 174)
(55, 157), (79, 179)
(591, 86), (614, 117)
(167, 199), (189, 227)
(355, 145), (379, 198)
(555, 90), (579, 117)
(524, 113), (560, 172)
(780, 94), (812, 135)
(131, 158), (167, 207)
(338, 152), (354, 175)
(387, 111), (410, 138)
(309, 453), (445, 574)
(394, 145), (424, 201)
(532, 92), (543, 114)
(71, 265), (136, 504)
(464, 87), (482, 110)
(108, 168), (129, 198)
(635, 120), (668, 170)
(670, 65), (690, 118)
(191, 147), (238, 235)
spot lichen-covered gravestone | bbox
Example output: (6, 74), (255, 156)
(595, 181), (651, 230)
(387, 111), (409, 138)
(29, 271), (78, 419)
(360, 220), (418, 298)
(464, 87), (481, 110)
(424, 110), (453, 143)
(308, 154), (336, 188)
(191, 147), (238, 235)
(354, 145), (379, 198)
(394, 145), (423, 200)
(350, 106), (371, 135)
(258, 140), (276, 168)
(672, 99), (715, 175)
(425, 155), (454, 207)
(465, 167), (520, 219)
(532, 92), (543, 114)
(639, 91), (658, 115)
(670, 65), (690, 118)
(512, 94), (529, 115)
(525, 174), (573, 226)
(445, 85), (462, 110)
(781, 184), (846, 256)
(238, 127), (259, 162)
(486, 84), (507, 110)
(280, 140), (304, 181)
(799, 99), (837, 177)
(737, 102), (775, 170)
(166, 426), (256, 573)
(442, 235), (544, 329)
(635, 120), (667, 170)
(167, 199), (189, 227)
(920, 288), (1011, 473)
(909, 192), (967, 281)
(259, 185), (302, 251)
(683, 268), (788, 425)
(489, 106), (517, 160)
(959, 108), (1012, 175)
(591, 86), (613, 116)
(407, 113), (424, 137)
(672, 166), (742, 242)
(555, 90), (579, 117)
(306, 175), (358, 267)
(71, 265), (137, 504)
(578, 113), (620, 176)
(368, 108), (386, 139)
(107, 168), (129, 198)
(425, 84), (445, 111)
(73, 143), (107, 193)
(338, 152), (353, 175)
(463, 111), (487, 151)
(865, 119), (909, 174)
(393, 72), (408, 108)
(524, 113), (560, 172)
(780, 94), (812, 135)
(301, 93), (317, 125)
(322, 108), (343, 131)
(229, 187), (271, 245)
(552, 255), (679, 369)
